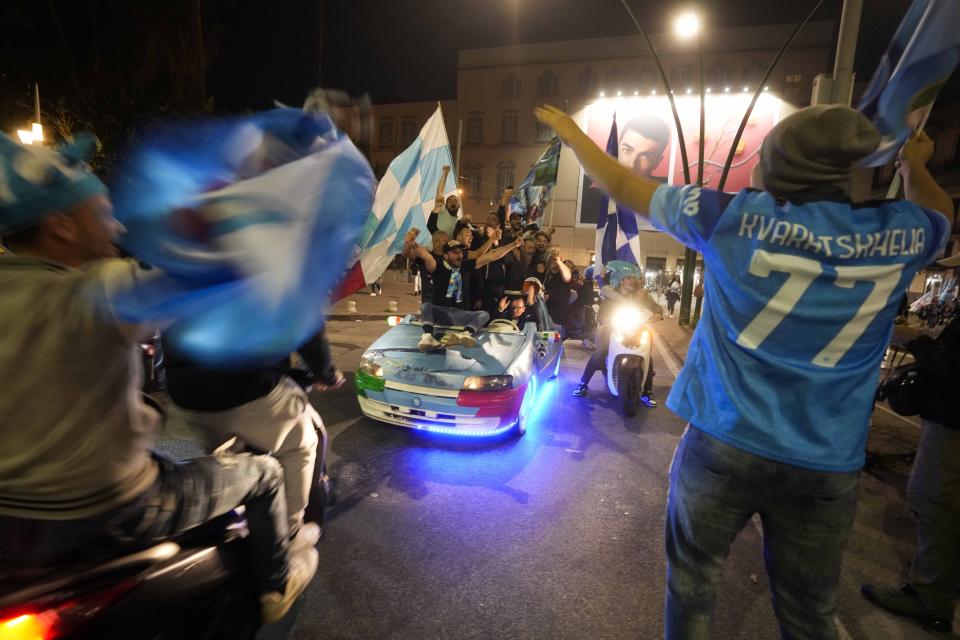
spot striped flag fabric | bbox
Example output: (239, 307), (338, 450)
(510, 137), (561, 225)
(337, 105), (456, 298)
(858, 0), (960, 167)
(109, 108), (375, 366)
(593, 114), (642, 276)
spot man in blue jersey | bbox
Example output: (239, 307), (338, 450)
(535, 103), (955, 639)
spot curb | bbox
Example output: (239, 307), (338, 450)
(655, 327), (690, 367)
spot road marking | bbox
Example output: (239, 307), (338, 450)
(874, 403), (921, 429)
(651, 328), (682, 378)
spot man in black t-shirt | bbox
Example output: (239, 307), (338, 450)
(542, 248), (573, 335)
(406, 237), (521, 351)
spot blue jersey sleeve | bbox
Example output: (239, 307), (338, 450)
(920, 207), (951, 266)
(648, 184), (734, 250)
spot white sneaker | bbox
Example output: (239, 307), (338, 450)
(260, 547), (319, 623)
(439, 332), (461, 348)
(289, 522), (321, 555)
(454, 331), (477, 348)
(418, 333), (442, 351)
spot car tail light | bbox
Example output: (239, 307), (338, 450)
(457, 384), (527, 424)
(0, 578), (140, 640)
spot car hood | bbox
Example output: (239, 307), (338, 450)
(362, 324), (529, 391)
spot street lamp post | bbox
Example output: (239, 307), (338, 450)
(673, 10), (703, 327)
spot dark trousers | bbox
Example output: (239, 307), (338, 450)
(580, 324), (655, 394)
(0, 452), (290, 593)
(665, 426), (859, 639)
(905, 419), (960, 619)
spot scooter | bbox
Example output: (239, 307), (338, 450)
(604, 304), (654, 417)
(0, 374), (335, 639)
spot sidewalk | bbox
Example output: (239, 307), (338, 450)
(329, 276), (422, 320)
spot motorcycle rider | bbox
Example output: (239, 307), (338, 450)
(164, 326), (344, 535)
(0, 133), (317, 624)
(572, 264), (663, 403)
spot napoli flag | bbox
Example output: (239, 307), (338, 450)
(593, 114), (642, 276)
(337, 105), (456, 298)
(510, 137), (561, 225)
(858, 0), (960, 167)
(109, 108), (376, 367)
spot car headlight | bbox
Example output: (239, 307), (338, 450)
(639, 329), (650, 347)
(463, 375), (513, 390)
(612, 305), (643, 335)
(359, 356), (383, 378)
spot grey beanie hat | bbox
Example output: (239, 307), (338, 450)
(759, 105), (881, 197)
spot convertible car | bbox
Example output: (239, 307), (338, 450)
(356, 315), (562, 437)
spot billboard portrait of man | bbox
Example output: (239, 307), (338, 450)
(618, 115), (671, 179)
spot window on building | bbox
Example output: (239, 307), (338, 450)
(606, 66), (623, 89)
(742, 62), (764, 87)
(707, 65), (734, 88)
(784, 73), (804, 104)
(466, 114), (483, 145)
(537, 70), (559, 97)
(465, 173), (481, 198)
(378, 119), (395, 148)
(639, 68), (656, 90)
(500, 73), (520, 98)
(535, 119), (553, 142)
(671, 65), (693, 89)
(496, 161), (516, 198)
(577, 68), (598, 95)
(399, 118), (417, 147)
(500, 112), (518, 143)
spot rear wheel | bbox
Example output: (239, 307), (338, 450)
(619, 367), (641, 417)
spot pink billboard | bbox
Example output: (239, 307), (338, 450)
(577, 93), (785, 227)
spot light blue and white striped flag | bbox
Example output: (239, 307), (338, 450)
(858, 0), (960, 166)
(338, 106), (456, 297)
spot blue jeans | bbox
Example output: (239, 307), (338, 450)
(665, 426), (859, 640)
(0, 452), (290, 593)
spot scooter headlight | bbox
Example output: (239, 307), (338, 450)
(612, 306), (643, 335)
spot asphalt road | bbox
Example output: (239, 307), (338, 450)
(158, 318), (959, 639)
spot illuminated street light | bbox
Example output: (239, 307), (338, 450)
(685, 88), (692, 95)
(616, 90), (622, 96)
(599, 91), (605, 97)
(705, 87), (711, 93)
(633, 90), (639, 96)
(763, 86), (769, 91)
(742, 86), (749, 92)
(673, 11), (701, 40)
(651, 89), (657, 95)
(724, 87), (730, 93)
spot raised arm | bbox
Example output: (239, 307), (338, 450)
(535, 105), (660, 218)
(477, 237), (523, 268)
(551, 251), (572, 283)
(432, 165), (451, 214)
(467, 227), (498, 260)
(405, 240), (437, 274)
(498, 187), (513, 227)
(400, 228), (422, 259)
(900, 131), (956, 228)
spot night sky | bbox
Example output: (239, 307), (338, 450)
(320, 0), (919, 104)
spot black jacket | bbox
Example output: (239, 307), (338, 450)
(165, 327), (338, 412)
(907, 317), (960, 429)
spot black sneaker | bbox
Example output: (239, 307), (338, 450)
(641, 393), (658, 407)
(572, 383), (589, 397)
(861, 584), (953, 633)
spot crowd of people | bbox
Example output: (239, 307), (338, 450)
(0, 93), (957, 639)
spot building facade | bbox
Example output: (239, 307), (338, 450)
(362, 23), (848, 274)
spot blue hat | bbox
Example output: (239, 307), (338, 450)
(0, 132), (107, 234)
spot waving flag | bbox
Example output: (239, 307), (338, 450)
(510, 137), (561, 225)
(593, 115), (642, 276)
(858, 0), (960, 167)
(109, 109), (375, 367)
(337, 106), (456, 298)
